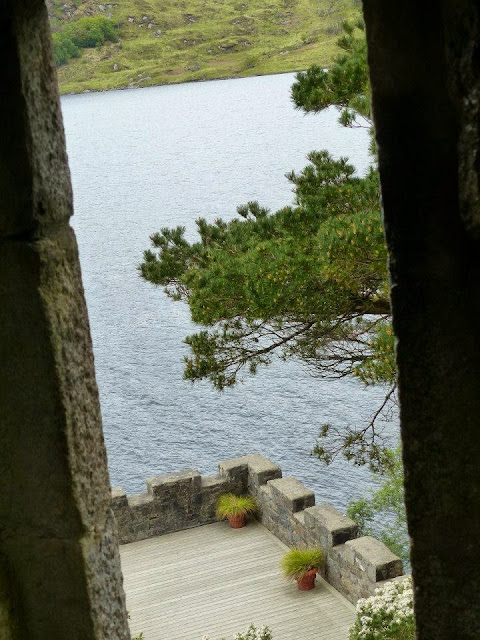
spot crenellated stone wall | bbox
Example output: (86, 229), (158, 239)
(112, 453), (405, 604)
(112, 464), (248, 543)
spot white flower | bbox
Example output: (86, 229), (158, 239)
(349, 577), (415, 640)
(201, 624), (273, 640)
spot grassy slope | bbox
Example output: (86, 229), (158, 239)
(48, 0), (357, 94)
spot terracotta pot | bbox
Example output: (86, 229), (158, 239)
(227, 513), (246, 528)
(296, 568), (318, 591)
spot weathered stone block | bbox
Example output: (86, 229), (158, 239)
(328, 543), (351, 567)
(255, 484), (272, 520)
(267, 477), (315, 513)
(200, 474), (230, 520)
(111, 487), (128, 509)
(111, 489), (132, 544)
(293, 511), (306, 526)
(146, 469), (201, 512)
(128, 493), (156, 514)
(218, 456), (249, 491)
(244, 454), (282, 489)
(325, 549), (366, 604)
(345, 536), (403, 582)
(201, 474), (230, 493)
(304, 503), (358, 548)
(258, 484), (272, 501)
(126, 493), (159, 541)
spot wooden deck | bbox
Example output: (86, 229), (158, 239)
(120, 521), (355, 640)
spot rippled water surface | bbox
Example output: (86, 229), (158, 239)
(62, 73), (397, 509)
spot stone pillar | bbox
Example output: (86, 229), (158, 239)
(363, 1), (480, 637)
(0, 1), (130, 638)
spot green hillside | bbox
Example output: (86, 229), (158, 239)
(47, 0), (358, 94)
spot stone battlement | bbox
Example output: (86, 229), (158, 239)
(111, 453), (405, 603)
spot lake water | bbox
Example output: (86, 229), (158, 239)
(62, 72), (397, 510)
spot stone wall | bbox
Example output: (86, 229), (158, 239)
(112, 453), (405, 604)
(112, 464), (248, 544)
(1, 1), (130, 637)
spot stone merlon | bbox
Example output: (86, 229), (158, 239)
(304, 503), (358, 548)
(267, 477), (315, 512)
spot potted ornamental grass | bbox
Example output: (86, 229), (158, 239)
(216, 493), (258, 528)
(281, 548), (324, 591)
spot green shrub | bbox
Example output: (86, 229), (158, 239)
(347, 447), (410, 565)
(83, 25), (105, 47)
(65, 17), (118, 49)
(52, 32), (79, 66)
(280, 548), (324, 579)
(216, 494), (257, 519)
(52, 16), (118, 67)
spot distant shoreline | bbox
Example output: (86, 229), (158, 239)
(59, 68), (306, 97)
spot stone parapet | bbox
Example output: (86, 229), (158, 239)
(112, 455), (257, 544)
(111, 453), (404, 603)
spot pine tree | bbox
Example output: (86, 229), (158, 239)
(140, 20), (396, 471)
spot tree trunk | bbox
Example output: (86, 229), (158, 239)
(363, 2), (480, 638)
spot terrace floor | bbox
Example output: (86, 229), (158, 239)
(120, 521), (355, 640)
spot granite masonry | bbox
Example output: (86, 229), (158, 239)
(112, 453), (405, 604)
